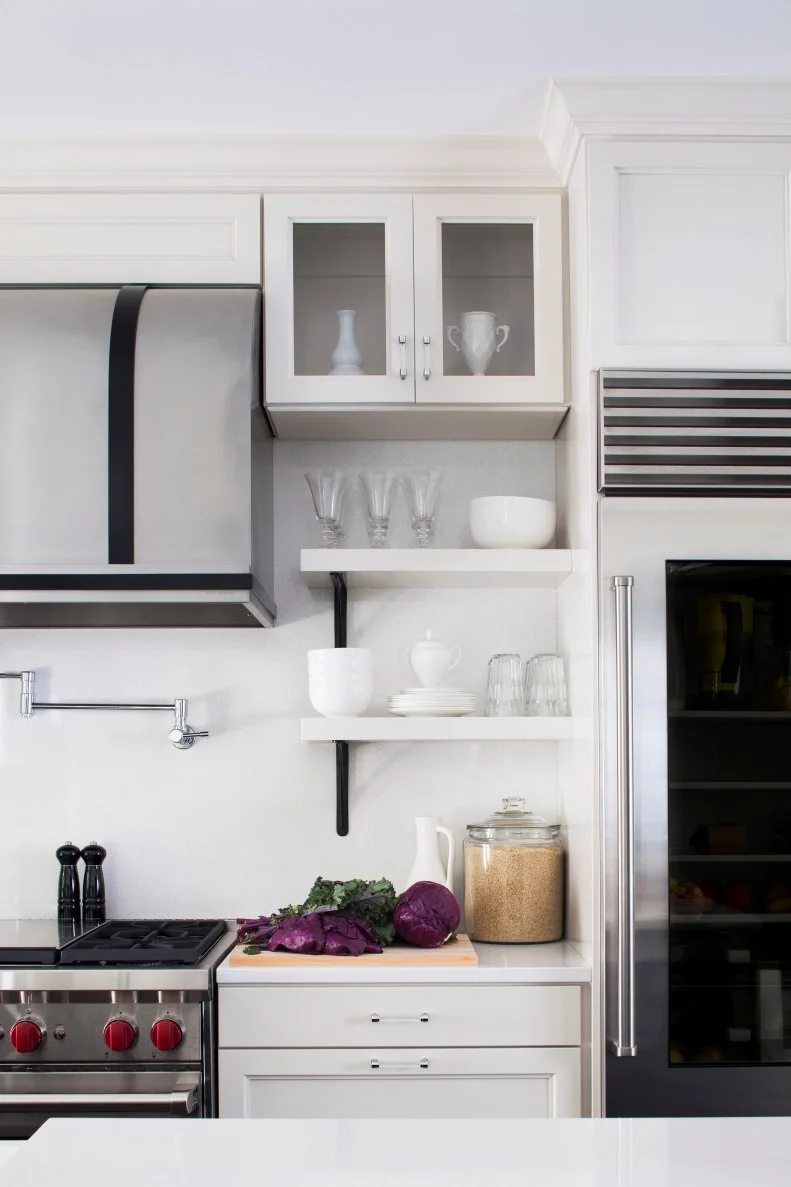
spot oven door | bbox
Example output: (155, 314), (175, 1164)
(0, 1070), (201, 1139)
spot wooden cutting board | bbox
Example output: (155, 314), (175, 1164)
(229, 933), (478, 967)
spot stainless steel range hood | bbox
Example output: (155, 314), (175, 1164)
(0, 286), (275, 627)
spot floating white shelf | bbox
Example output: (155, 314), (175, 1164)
(300, 716), (579, 742)
(301, 548), (573, 589)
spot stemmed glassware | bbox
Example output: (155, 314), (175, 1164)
(305, 470), (349, 548)
(402, 470), (442, 548)
(358, 470), (397, 548)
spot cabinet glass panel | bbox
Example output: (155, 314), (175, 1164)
(441, 223), (534, 378)
(292, 222), (386, 377)
(667, 562), (791, 1067)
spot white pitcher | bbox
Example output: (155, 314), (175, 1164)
(403, 630), (461, 689)
(404, 816), (456, 894)
(447, 311), (510, 376)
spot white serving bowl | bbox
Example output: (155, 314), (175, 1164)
(469, 496), (557, 549)
(308, 648), (374, 717)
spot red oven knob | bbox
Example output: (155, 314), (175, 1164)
(150, 1018), (183, 1052)
(10, 1020), (43, 1053)
(103, 1019), (137, 1051)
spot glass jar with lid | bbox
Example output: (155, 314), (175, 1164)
(464, 797), (564, 943)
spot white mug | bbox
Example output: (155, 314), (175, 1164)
(308, 648), (374, 717)
(447, 311), (510, 376)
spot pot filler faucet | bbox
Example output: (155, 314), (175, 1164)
(0, 670), (208, 750)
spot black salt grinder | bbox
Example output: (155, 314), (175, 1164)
(81, 843), (107, 926)
(56, 842), (82, 926)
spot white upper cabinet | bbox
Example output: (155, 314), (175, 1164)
(264, 193), (415, 406)
(412, 193), (564, 405)
(588, 141), (791, 368)
(0, 193), (262, 284)
(263, 192), (565, 414)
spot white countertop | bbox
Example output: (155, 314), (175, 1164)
(217, 939), (591, 984)
(7, 1117), (791, 1186)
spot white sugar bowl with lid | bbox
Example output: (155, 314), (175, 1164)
(404, 630), (461, 689)
(464, 797), (564, 943)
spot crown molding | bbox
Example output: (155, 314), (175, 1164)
(0, 134), (560, 192)
(549, 76), (791, 140)
(539, 81), (582, 187)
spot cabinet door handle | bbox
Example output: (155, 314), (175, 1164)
(370, 1058), (430, 1070)
(370, 1013), (429, 1024)
(398, 334), (408, 380)
(609, 575), (637, 1058)
(422, 335), (431, 380)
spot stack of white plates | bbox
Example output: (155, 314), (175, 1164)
(388, 688), (477, 717)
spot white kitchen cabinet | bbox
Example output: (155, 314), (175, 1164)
(263, 191), (565, 417)
(0, 193), (262, 284)
(588, 140), (791, 369)
(219, 1047), (581, 1119)
(412, 193), (564, 406)
(220, 984), (581, 1049)
(263, 193), (415, 406)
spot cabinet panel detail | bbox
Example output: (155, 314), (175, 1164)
(0, 194), (261, 284)
(617, 173), (788, 347)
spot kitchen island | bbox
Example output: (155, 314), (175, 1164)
(4, 1117), (790, 1184)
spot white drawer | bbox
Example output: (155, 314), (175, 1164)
(219, 984), (580, 1048)
(219, 1046), (581, 1118)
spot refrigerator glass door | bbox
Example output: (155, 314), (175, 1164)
(601, 497), (791, 1116)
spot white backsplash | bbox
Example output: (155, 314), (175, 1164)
(0, 439), (558, 920)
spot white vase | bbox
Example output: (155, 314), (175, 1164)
(404, 816), (455, 894)
(329, 309), (364, 375)
(446, 311), (510, 376)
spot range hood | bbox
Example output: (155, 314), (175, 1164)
(0, 286), (275, 627)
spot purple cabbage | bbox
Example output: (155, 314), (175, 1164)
(393, 881), (461, 948)
(237, 912), (381, 957)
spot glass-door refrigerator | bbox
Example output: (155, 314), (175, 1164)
(600, 371), (791, 1115)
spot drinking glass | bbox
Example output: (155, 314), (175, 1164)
(484, 653), (524, 717)
(402, 470), (442, 548)
(358, 470), (398, 548)
(524, 653), (568, 716)
(305, 470), (349, 548)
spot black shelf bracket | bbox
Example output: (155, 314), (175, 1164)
(330, 572), (349, 836)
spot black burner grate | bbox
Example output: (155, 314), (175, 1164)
(58, 919), (227, 965)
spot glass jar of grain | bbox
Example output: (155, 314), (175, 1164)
(464, 797), (564, 943)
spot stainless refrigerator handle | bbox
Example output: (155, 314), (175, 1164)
(610, 575), (637, 1058)
(0, 1089), (198, 1113)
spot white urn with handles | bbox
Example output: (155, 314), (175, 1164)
(402, 630), (461, 689)
(446, 311), (510, 376)
(404, 816), (456, 894)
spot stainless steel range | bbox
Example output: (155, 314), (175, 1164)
(0, 919), (235, 1138)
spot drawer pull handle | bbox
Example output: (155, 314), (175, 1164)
(370, 1058), (430, 1071)
(370, 1013), (429, 1024)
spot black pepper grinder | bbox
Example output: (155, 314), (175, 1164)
(56, 842), (82, 927)
(81, 843), (107, 926)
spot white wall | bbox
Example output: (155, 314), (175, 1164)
(0, 438), (561, 921)
(1, 1), (790, 138)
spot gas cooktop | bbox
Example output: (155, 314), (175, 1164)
(0, 918), (227, 967)
(59, 920), (228, 966)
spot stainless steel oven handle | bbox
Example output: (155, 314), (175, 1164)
(0, 1089), (198, 1113)
(609, 575), (637, 1058)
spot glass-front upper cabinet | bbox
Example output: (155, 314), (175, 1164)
(412, 193), (564, 405)
(264, 194), (415, 405)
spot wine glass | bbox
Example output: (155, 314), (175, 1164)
(358, 470), (398, 548)
(305, 471), (349, 548)
(402, 470), (442, 548)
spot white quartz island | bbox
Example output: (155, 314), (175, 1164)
(5, 1117), (791, 1185)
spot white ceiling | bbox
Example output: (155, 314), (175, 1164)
(1, 0), (791, 138)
